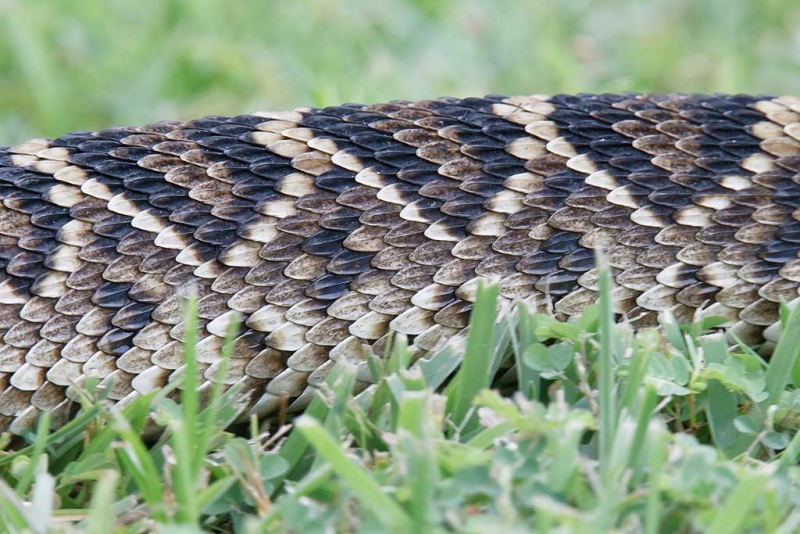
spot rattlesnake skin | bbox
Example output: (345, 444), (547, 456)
(1, 93), (800, 436)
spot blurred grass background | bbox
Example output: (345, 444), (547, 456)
(0, 0), (798, 144)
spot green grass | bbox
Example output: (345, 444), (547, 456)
(4, 266), (800, 532)
(0, 0), (799, 144)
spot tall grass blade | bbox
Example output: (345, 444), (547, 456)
(769, 301), (800, 405)
(596, 252), (616, 472)
(514, 302), (541, 399)
(702, 334), (742, 455)
(448, 281), (499, 431)
(85, 470), (120, 534)
(14, 411), (50, 496)
(295, 416), (412, 532)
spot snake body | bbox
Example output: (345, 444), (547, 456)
(1, 93), (800, 436)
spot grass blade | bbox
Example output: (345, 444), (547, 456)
(198, 311), (239, 461)
(180, 292), (200, 454)
(85, 470), (120, 534)
(396, 391), (438, 531)
(645, 425), (667, 534)
(0, 480), (32, 531)
(707, 472), (769, 534)
(514, 301), (542, 399)
(171, 294), (202, 525)
(14, 411), (50, 496)
(295, 416), (412, 532)
(596, 252), (616, 473)
(28, 471), (54, 533)
(771, 301), (800, 406)
(702, 334), (742, 455)
(274, 363), (354, 491)
(619, 343), (651, 417)
(448, 281), (499, 431)
(111, 413), (167, 523)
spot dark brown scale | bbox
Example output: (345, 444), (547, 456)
(327, 250), (373, 275)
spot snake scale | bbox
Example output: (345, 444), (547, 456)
(1, 93), (800, 437)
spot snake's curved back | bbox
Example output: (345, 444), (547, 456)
(1, 93), (799, 435)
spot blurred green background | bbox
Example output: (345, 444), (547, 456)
(0, 0), (798, 144)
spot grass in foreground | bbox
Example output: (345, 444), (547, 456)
(3, 267), (800, 532)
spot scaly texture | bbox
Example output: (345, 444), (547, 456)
(1, 93), (800, 436)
